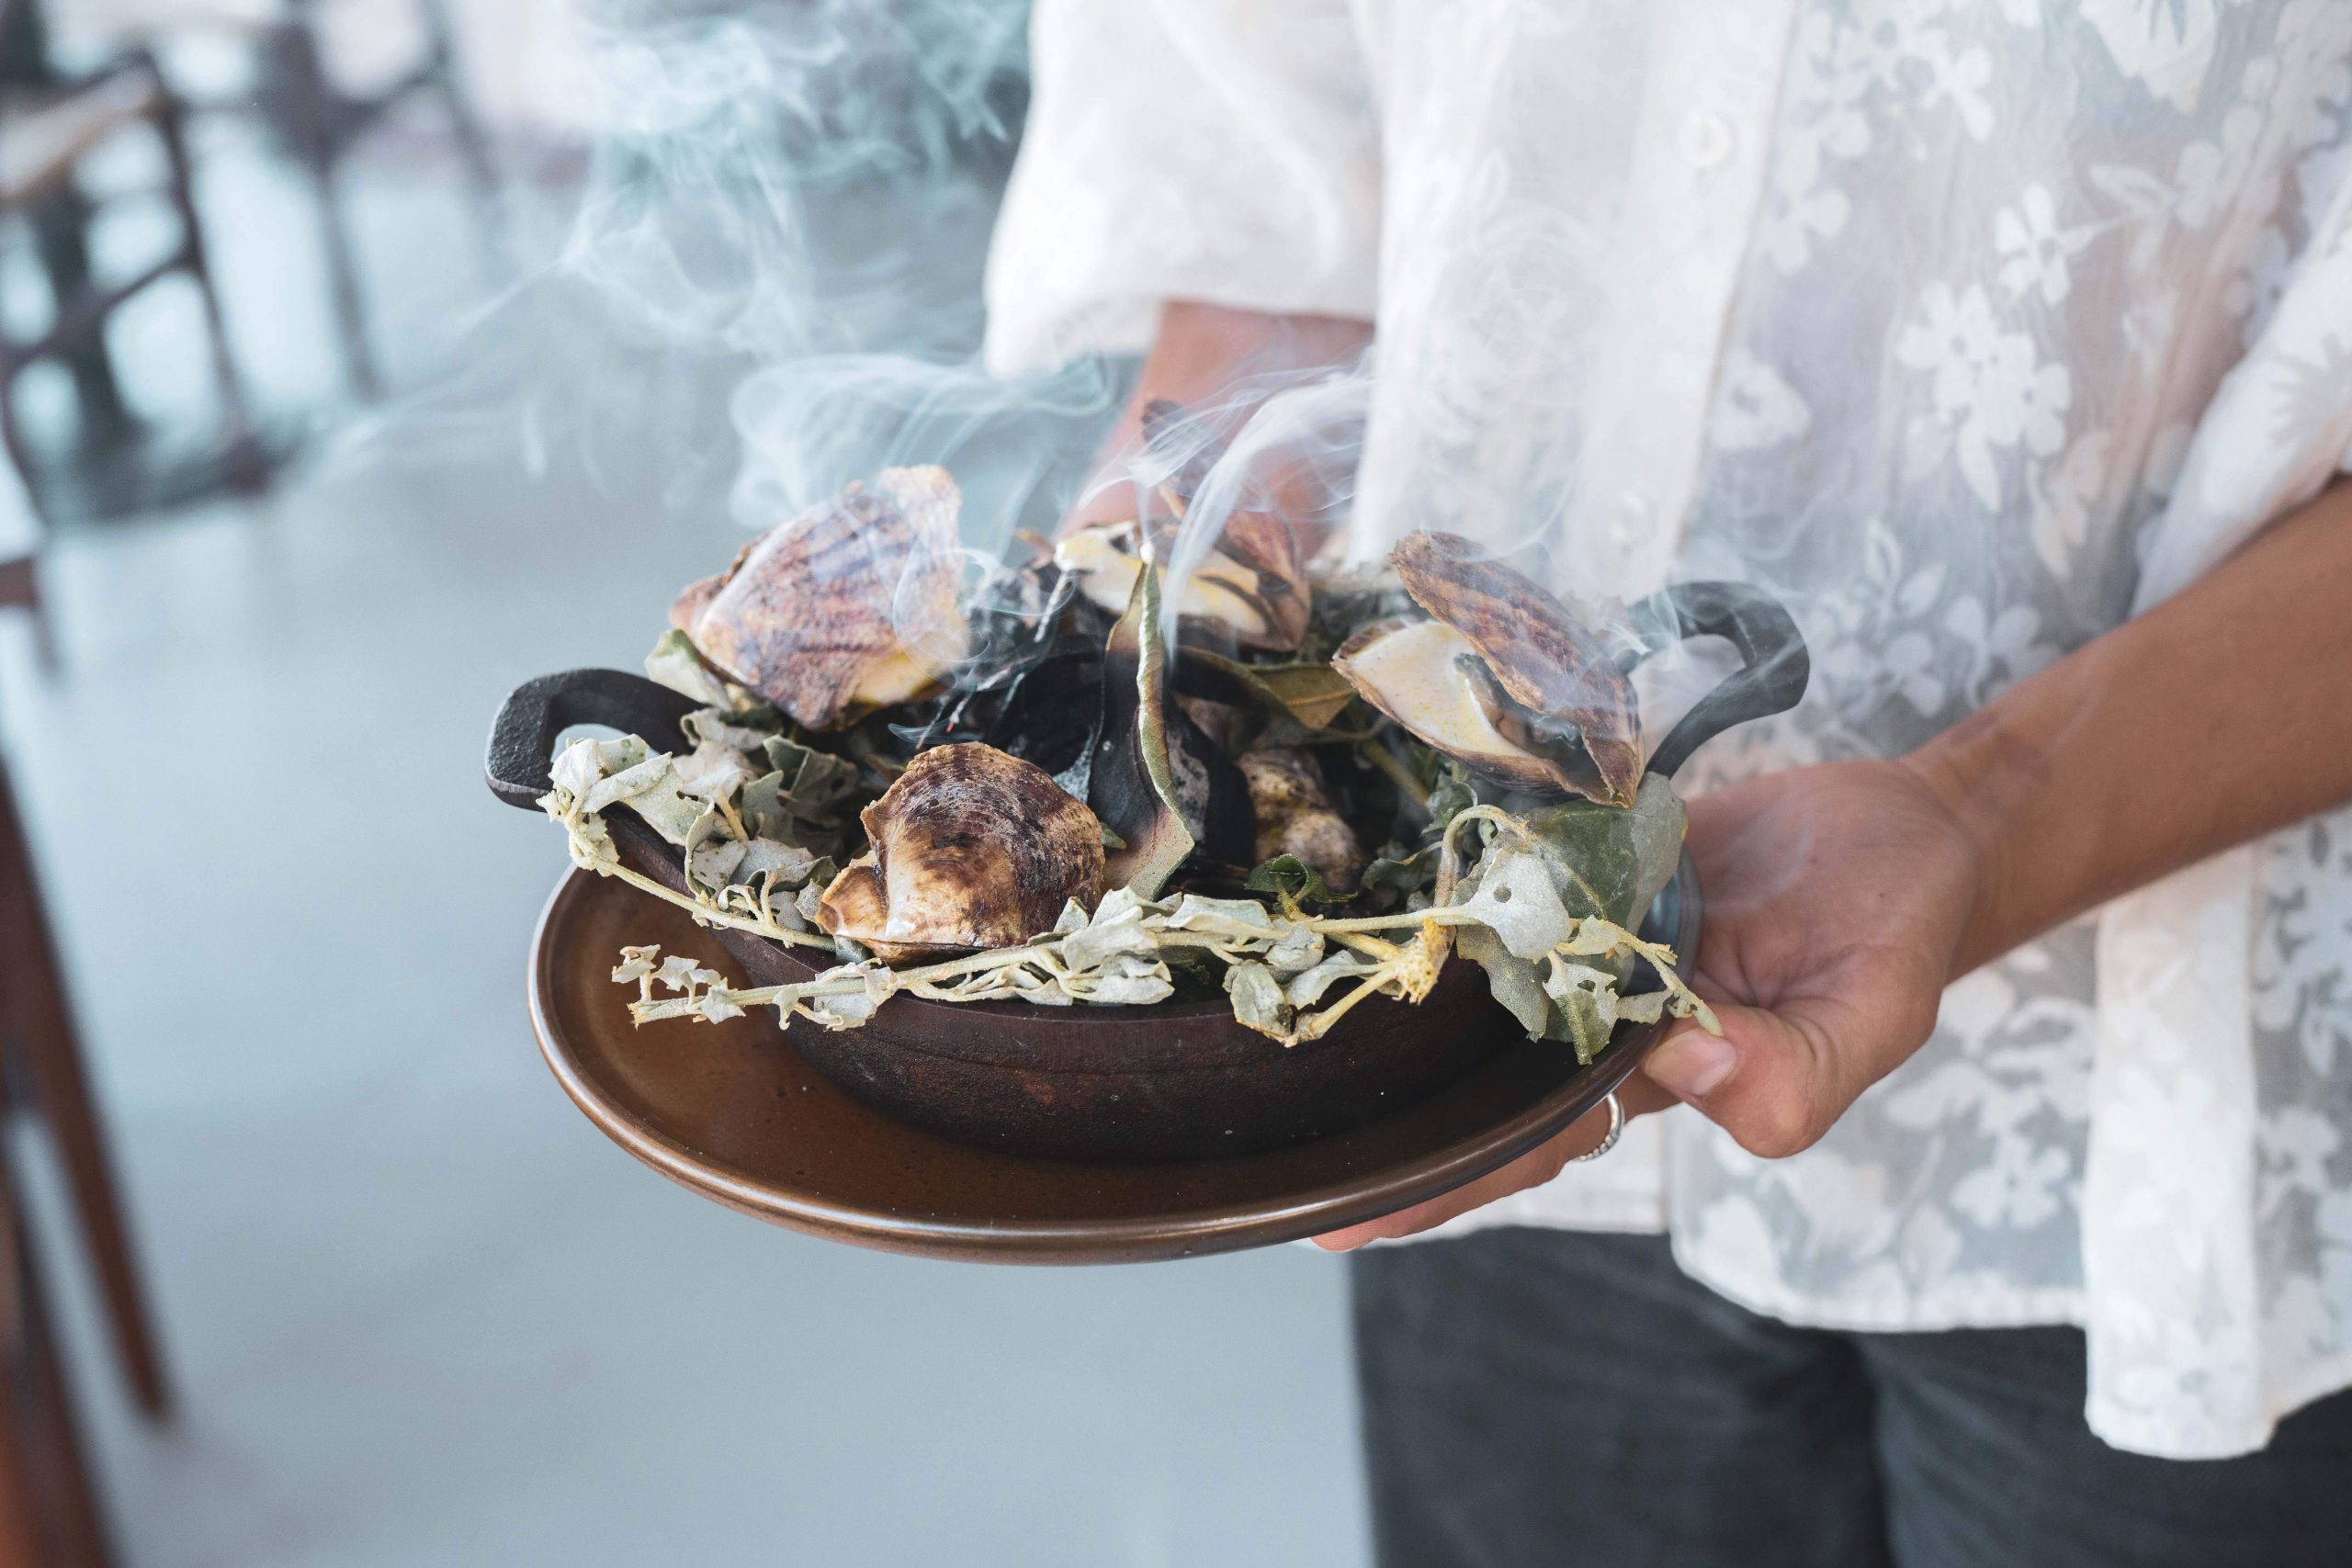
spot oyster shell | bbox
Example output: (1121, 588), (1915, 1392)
(1383, 531), (1644, 807)
(816, 742), (1105, 964)
(1055, 518), (1306, 652)
(1332, 618), (1570, 796)
(1140, 397), (1316, 634)
(1238, 745), (1364, 895)
(671, 466), (969, 730)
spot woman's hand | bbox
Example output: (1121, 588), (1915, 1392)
(1316, 469), (2352, 1249)
(1314, 759), (1983, 1249)
(1630, 759), (1980, 1156)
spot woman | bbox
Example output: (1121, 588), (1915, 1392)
(985, 3), (2352, 1563)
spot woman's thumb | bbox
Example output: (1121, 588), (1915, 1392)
(1640, 1003), (1841, 1160)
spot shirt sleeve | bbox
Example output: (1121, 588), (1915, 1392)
(982, 0), (1382, 378)
(2134, 167), (2352, 610)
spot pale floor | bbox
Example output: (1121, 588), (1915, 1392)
(0, 138), (1371, 1567)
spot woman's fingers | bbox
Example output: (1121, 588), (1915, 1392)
(1641, 960), (1942, 1159)
(1641, 1005), (1832, 1159)
(1312, 1077), (1674, 1251)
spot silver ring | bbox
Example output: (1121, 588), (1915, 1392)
(1570, 1091), (1624, 1163)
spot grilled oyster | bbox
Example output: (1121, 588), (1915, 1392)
(1055, 518), (1306, 652)
(1238, 745), (1364, 895)
(1365, 532), (1645, 807)
(816, 742), (1105, 964)
(671, 466), (969, 730)
(1333, 618), (1571, 795)
(1139, 396), (1316, 635)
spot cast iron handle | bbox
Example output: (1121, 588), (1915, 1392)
(484, 669), (699, 810)
(1622, 581), (1809, 782)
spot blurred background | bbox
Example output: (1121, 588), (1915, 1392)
(0, 2), (1368, 1562)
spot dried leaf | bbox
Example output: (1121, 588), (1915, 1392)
(1283, 952), (1381, 1009)
(1456, 926), (1551, 1038)
(1062, 917), (1160, 971)
(1455, 848), (1574, 961)
(645, 628), (761, 713)
(1264, 923), (1326, 976)
(1224, 962), (1294, 1039)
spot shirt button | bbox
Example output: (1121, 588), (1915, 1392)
(1679, 110), (1735, 170)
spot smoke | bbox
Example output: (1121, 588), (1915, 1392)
(384, 0), (1722, 752)
(335, 0), (1120, 570)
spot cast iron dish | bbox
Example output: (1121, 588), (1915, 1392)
(488, 581), (1806, 1164)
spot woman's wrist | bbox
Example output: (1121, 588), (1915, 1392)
(1894, 730), (2025, 980)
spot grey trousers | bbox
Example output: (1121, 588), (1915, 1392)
(1351, 1227), (2352, 1568)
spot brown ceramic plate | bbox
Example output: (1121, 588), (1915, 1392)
(528, 865), (1690, 1263)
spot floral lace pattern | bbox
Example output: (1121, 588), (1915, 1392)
(987, 0), (2352, 1456)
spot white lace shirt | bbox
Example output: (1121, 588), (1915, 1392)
(983, 0), (2352, 1459)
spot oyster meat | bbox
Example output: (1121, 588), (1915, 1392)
(1344, 532), (1644, 807)
(672, 466), (969, 730)
(816, 742), (1105, 964)
(1139, 397), (1314, 647)
(1238, 745), (1364, 895)
(1333, 618), (1568, 795)
(1055, 518), (1306, 653)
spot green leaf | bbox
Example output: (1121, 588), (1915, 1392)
(1092, 559), (1196, 897)
(1246, 853), (1345, 907)
(1184, 652), (1361, 734)
(1361, 842), (1441, 896)
(1423, 764), (1477, 832)
(1516, 773), (1686, 929)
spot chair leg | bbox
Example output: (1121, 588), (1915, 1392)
(420, 0), (507, 278)
(0, 1151), (116, 1568)
(142, 69), (263, 488)
(0, 379), (61, 675)
(28, 196), (134, 458)
(0, 558), (58, 678)
(0, 761), (169, 1420)
(271, 21), (382, 399)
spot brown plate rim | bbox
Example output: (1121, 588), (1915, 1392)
(527, 869), (1675, 1263)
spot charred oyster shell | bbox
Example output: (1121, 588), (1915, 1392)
(1140, 396), (1316, 640)
(1055, 517), (1306, 653)
(671, 466), (969, 730)
(816, 742), (1105, 964)
(1332, 618), (1572, 796)
(1377, 531), (1645, 807)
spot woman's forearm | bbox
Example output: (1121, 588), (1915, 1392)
(1906, 479), (2352, 976)
(1065, 301), (1374, 531)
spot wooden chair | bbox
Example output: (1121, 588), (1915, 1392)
(0, 1124), (113, 1568)
(0, 23), (262, 665)
(211, 0), (502, 398)
(0, 747), (175, 1567)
